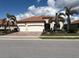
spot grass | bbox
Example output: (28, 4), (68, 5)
(40, 36), (79, 39)
(40, 32), (79, 39)
(0, 30), (6, 35)
(0, 30), (17, 36)
(41, 32), (79, 36)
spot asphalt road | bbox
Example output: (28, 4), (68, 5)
(0, 40), (79, 58)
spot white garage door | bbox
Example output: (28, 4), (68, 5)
(18, 23), (44, 32)
(27, 25), (44, 32)
(27, 23), (44, 32)
(19, 26), (26, 32)
(18, 24), (26, 32)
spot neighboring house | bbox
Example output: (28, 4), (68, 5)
(71, 20), (79, 30)
(72, 20), (79, 25)
(17, 16), (54, 32)
(63, 20), (79, 33)
(0, 18), (17, 31)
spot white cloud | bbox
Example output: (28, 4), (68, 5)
(37, 0), (41, 2)
(47, 0), (79, 21)
(71, 15), (79, 21)
(47, 0), (79, 9)
(16, 12), (34, 21)
(28, 5), (58, 16)
(28, 5), (35, 10)
(54, 0), (79, 8)
(47, 0), (55, 7)
(16, 0), (79, 21)
(16, 5), (58, 20)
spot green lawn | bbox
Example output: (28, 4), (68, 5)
(41, 32), (79, 36)
(0, 30), (16, 35)
(40, 36), (79, 39)
(40, 32), (79, 39)
(0, 30), (6, 35)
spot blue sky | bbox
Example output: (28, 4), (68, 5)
(0, 0), (47, 18)
(0, 0), (79, 20)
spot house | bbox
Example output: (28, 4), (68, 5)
(71, 20), (79, 29)
(17, 16), (79, 32)
(17, 16), (54, 32)
(0, 16), (79, 33)
(0, 18), (18, 31)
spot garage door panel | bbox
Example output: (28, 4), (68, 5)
(27, 26), (44, 32)
(19, 26), (26, 32)
(18, 23), (44, 32)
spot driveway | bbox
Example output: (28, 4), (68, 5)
(5, 32), (42, 36)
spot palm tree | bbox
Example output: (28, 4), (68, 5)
(58, 13), (65, 22)
(2, 18), (7, 33)
(64, 7), (78, 32)
(54, 13), (59, 31)
(6, 13), (11, 32)
(64, 7), (71, 32)
(55, 13), (65, 31)
(58, 13), (65, 30)
(6, 13), (17, 25)
(6, 13), (17, 32)
(11, 15), (17, 25)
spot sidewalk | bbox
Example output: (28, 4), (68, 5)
(5, 32), (42, 36)
(2, 32), (79, 39)
(0, 36), (79, 40)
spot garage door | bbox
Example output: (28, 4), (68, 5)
(19, 26), (26, 32)
(27, 25), (44, 32)
(18, 25), (26, 32)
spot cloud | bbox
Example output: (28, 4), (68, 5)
(16, 0), (79, 21)
(54, 0), (79, 8)
(16, 0), (58, 20)
(16, 12), (34, 20)
(71, 15), (79, 21)
(16, 5), (58, 20)
(37, 0), (41, 2)
(47, 0), (79, 21)
(47, 0), (79, 10)
(47, 0), (55, 7)
(28, 5), (58, 16)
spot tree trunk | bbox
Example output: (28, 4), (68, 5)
(4, 25), (7, 34)
(67, 15), (71, 32)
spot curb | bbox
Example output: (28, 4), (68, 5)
(0, 36), (79, 37)
(40, 36), (79, 38)
(0, 36), (79, 41)
(0, 36), (79, 38)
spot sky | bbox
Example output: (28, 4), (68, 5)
(0, 0), (47, 18)
(0, 0), (79, 20)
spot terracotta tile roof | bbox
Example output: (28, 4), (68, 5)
(0, 19), (7, 26)
(17, 16), (55, 23)
(72, 20), (79, 24)
(0, 18), (17, 26)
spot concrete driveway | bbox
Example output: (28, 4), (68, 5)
(5, 32), (42, 36)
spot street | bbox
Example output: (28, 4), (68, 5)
(0, 39), (79, 58)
